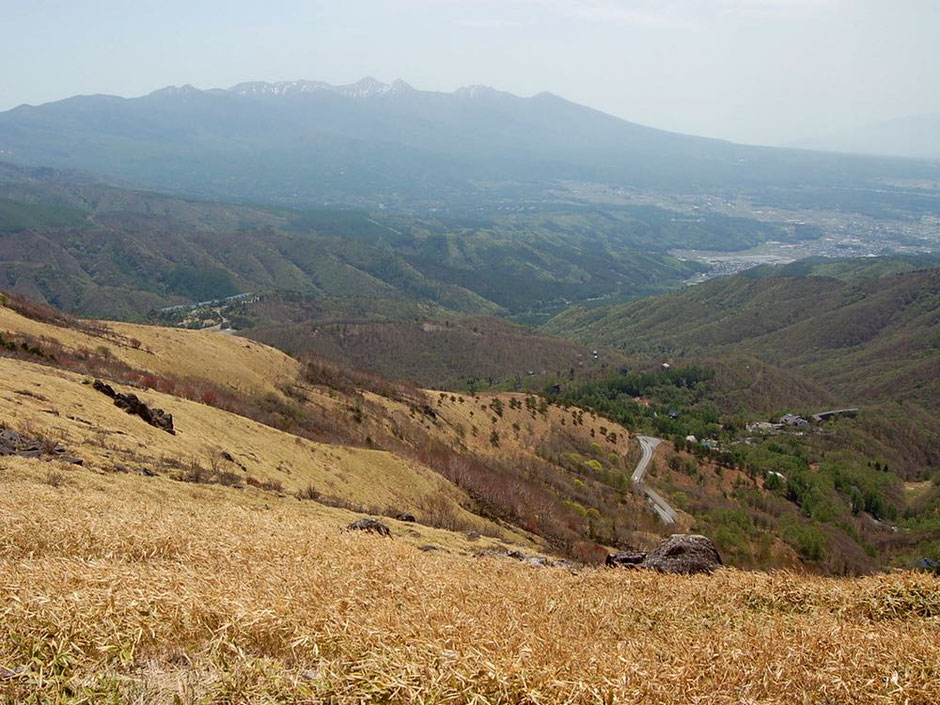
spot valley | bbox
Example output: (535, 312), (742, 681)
(0, 73), (938, 703)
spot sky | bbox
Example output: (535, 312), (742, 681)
(2, 0), (939, 146)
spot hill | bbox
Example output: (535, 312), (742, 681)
(2, 79), (940, 212)
(4, 289), (938, 572)
(214, 293), (630, 389)
(0, 291), (672, 560)
(0, 164), (731, 318)
(544, 266), (940, 413)
(537, 266), (939, 573)
(1, 295), (938, 701)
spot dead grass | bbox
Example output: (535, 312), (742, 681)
(0, 356), (512, 542)
(0, 458), (937, 704)
(0, 299), (299, 397)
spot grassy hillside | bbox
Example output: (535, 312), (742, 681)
(0, 291), (669, 560)
(1, 290), (938, 700)
(4, 290), (936, 573)
(2, 456), (937, 703)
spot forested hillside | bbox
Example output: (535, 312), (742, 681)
(3, 161), (815, 318)
(544, 266), (940, 411)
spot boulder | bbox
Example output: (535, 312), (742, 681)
(346, 517), (392, 537)
(641, 534), (722, 575)
(92, 379), (116, 398)
(396, 513), (417, 523)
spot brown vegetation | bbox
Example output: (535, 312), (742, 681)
(0, 459), (937, 704)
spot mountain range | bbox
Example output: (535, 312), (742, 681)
(2, 78), (940, 209)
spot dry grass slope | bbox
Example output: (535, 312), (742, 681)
(0, 459), (937, 704)
(0, 356), (509, 539)
(0, 302), (299, 397)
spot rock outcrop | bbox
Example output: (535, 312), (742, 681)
(346, 517), (392, 536)
(607, 534), (722, 575)
(0, 427), (83, 465)
(93, 380), (175, 434)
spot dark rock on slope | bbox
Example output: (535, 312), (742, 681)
(93, 379), (175, 434)
(346, 518), (392, 536)
(0, 427), (83, 465)
(608, 534), (722, 575)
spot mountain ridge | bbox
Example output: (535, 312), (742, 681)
(3, 77), (939, 209)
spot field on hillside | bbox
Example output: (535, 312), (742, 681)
(0, 457), (938, 704)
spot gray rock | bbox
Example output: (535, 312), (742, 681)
(346, 517), (392, 537)
(93, 379), (175, 434)
(641, 534), (722, 575)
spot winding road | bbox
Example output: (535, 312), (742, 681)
(632, 436), (677, 524)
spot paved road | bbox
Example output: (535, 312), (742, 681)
(631, 436), (677, 524)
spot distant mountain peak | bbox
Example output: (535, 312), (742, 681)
(340, 76), (392, 98)
(226, 77), (413, 99)
(211, 78), (513, 102)
(148, 84), (202, 98)
(455, 84), (500, 99)
(229, 80), (329, 96)
(389, 79), (416, 94)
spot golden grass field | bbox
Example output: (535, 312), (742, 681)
(1, 457), (938, 704)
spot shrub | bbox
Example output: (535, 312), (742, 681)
(295, 484), (321, 501)
(216, 471), (243, 487)
(783, 523), (827, 562)
(260, 479), (284, 493)
(44, 470), (68, 488)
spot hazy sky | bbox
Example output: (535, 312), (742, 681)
(3, 0), (939, 145)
